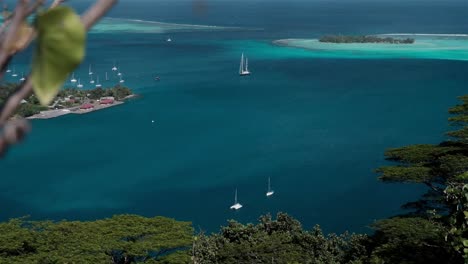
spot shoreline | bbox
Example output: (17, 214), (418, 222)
(26, 94), (138, 120)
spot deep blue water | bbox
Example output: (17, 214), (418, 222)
(1, 0), (468, 234)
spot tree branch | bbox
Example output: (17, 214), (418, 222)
(0, 0), (117, 157)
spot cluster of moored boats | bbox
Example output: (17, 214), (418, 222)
(69, 62), (125, 89)
(230, 177), (274, 210)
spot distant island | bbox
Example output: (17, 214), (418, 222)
(0, 84), (135, 119)
(319, 35), (415, 44)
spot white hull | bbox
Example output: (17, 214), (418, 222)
(239, 71), (250, 76)
(266, 191), (274, 197)
(230, 203), (243, 210)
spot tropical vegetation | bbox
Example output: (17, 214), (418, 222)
(319, 35), (415, 44)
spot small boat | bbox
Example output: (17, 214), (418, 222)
(89, 75), (95, 84)
(19, 72), (25, 82)
(112, 61), (117, 71)
(154, 76), (160, 81)
(119, 74), (125, 83)
(6, 67), (11, 73)
(230, 188), (243, 210)
(266, 177), (274, 197)
(77, 78), (83, 88)
(117, 69), (122, 76)
(95, 76), (102, 88)
(239, 53), (250, 76)
(88, 64), (93, 75)
(11, 67), (18, 77)
(70, 72), (77, 83)
(167, 38), (172, 42)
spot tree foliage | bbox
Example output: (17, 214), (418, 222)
(193, 212), (370, 264)
(0, 215), (193, 264)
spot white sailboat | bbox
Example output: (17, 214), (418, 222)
(6, 67), (11, 73)
(230, 188), (243, 210)
(112, 61), (117, 71)
(77, 78), (83, 88)
(89, 75), (95, 84)
(119, 74), (125, 83)
(88, 64), (93, 75)
(117, 69), (122, 76)
(266, 177), (274, 197)
(105, 72), (109, 81)
(239, 53), (250, 76)
(11, 67), (18, 77)
(70, 72), (77, 83)
(19, 72), (25, 82)
(95, 76), (102, 88)
(167, 38), (172, 42)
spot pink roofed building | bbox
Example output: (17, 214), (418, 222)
(80, 103), (94, 110)
(100, 98), (114, 105)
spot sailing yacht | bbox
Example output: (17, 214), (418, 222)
(89, 75), (95, 84)
(77, 78), (83, 88)
(105, 72), (109, 81)
(6, 67), (11, 73)
(266, 177), (274, 197)
(70, 73), (77, 83)
(11, 67), (18, 77)
(88, 65), (93, 75)
(95, 76), (102, 88)
(117, 69), (122, 76)
(19, 72), (25, 82)
(119, 74), (125, 83)
(112, 61), (117, 71)
(230, 189), (243, 210)
(239, 53), (250, 76)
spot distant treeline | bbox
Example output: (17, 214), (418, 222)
(319, 35), (415, 44)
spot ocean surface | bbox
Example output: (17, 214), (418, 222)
(1, 0), (468, 234)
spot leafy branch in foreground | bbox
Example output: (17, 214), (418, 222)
(0, 0), (117, 158)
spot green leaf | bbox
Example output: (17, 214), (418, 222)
(31, 6), (85, 106)
(464, 240), (468, 247)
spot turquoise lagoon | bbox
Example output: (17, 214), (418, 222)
(273, 35), (468, 61)
(1, 0), (468, 234)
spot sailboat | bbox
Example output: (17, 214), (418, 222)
(70, 72), (77, 83)
(266, 177), (274, 197)
(89, 75), (95, 84)
(19, 72), (25, 82)
(88, 64), (93, 75)
(112, 61), (117, 71)
(95, 76), (102, 88)
(230, 188), (243, 210)
(105, 72), (109, 81)
(117, 68), (122, 76)
(6, 67), (11, 73)
(119, 74), (125, 83)
(77, 78), (83, 88)
(239, 53), (250, 76)
(11, 67), (18, 77)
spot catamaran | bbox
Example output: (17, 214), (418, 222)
(266, 177), (274, 197)
(11, 67), (18, 77)
(95, 76), (102, 88)
(239, 53), (250, 76)
(70, 73), (77, 83)
(77, 78), (83, 88)
(88, 65), (93, 75)
(90, 75), (95, 84)
(230, 188), (243, 210)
